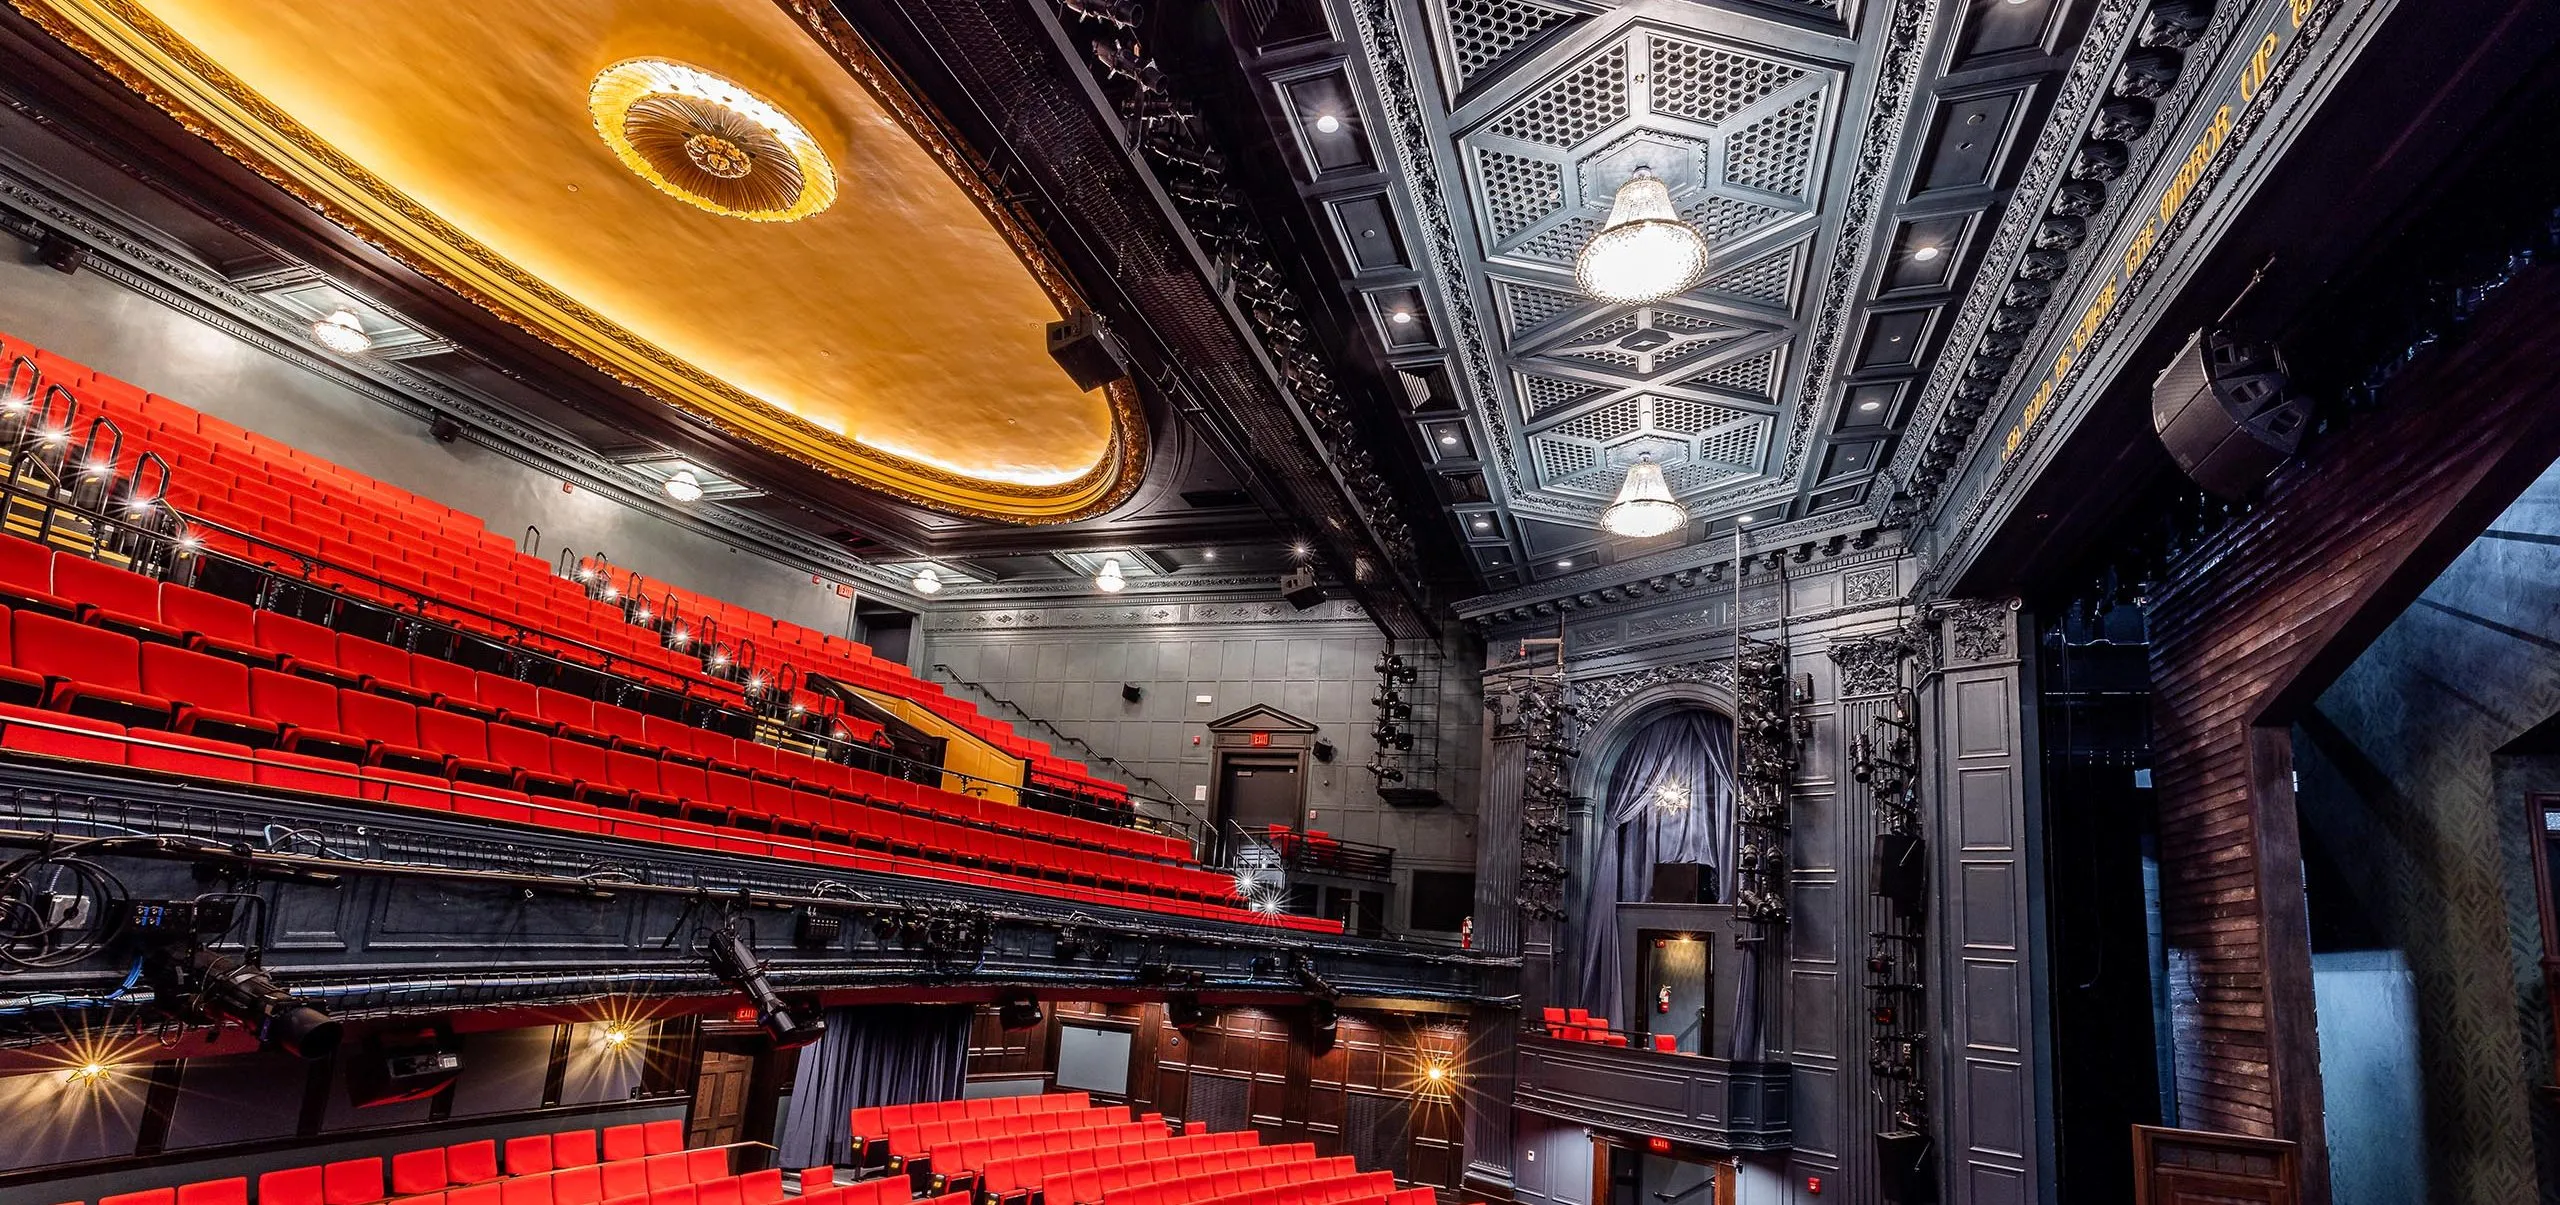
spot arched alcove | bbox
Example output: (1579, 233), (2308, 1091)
(1563, 686), (1738, 1037)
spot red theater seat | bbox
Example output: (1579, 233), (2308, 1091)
(55, 552), (186, 641)
(446, 1138), (499, 1185)
(177, 1178), (249, 1205)
(159, 583), (275, 666)
(250, 667), (366, 762)
(0, 535), (72, 616)
(143, 642), (279, 746)
(552, 1128), (599, 1168)
(391, 1147), (448, 1196)
(256, 611), (360, 687)
(323, 1157), (385, 1205)
(258, 1166), (324, 1205)
(504, 1134), (554, 1176)
(15, 612), (168, 725)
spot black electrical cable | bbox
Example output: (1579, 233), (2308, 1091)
(0, 834), (133, 971)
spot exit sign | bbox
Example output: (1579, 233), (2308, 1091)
(1249, 732), (1271, 747)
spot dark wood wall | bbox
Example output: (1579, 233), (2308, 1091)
(2144, 265), (2560, 1183)
(967, 1002), (1467, 1194)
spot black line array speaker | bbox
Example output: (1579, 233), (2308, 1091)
(2151, 328), (2312, 499)
(1876, 1130), (1938, 1204)
(1280, 567), (1327, 610)
(1046, 312), (1126, 392)
(1648, 862), (1714, 904)
(1874, 833), (1926, 917)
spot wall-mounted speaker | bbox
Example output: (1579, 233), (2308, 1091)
(1280, 567), (1327, 610)
(1876, 1130), (1937, 1204)
(1648, 862), (1714, 904)
(1874, 833), (1926, 917)
(1046, 312), (1126, 391)
(997, 991), (1045, 1031)
(2151, 328), (2312, 499)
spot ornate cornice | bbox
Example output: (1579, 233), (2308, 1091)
(920, 596), (1372, 633)
(1457, 520), (1899, 622)
(1918, 0), (2362, 594)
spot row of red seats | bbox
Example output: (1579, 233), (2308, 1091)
(14, 332), (1136, 826)
(883, 1103), (1137, 1170)
(594, 564), (1123, 806)
(1101, 1156), (1362, 1205)
(1537, 1007), (1636, 1047)
(1190, 1177), (1428, 1205)
(849, 1092), (1085, 1165)
(0, 338), (1301, 926)
(792, 1177), (940, 1205)
(0, 579), (1236, 900)
(0, 534), (1179, 864)
(996, 1136), (1293, 1205)
(918, 1119), (1164, 1193)
(946, 1123), (1238, 1195)
(88, 1120), (690, 1205)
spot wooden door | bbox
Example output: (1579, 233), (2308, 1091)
(687, 1050), (755, 1149)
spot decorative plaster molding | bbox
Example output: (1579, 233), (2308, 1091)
(1568, 657), (1736, 742)
(925, 597), (1372, 633)
(1842, 563), (1897, 608)
(1456, 524), (1901, 621)
(1826, 629), (1910, 698)
(1942, 598), (2018, 664)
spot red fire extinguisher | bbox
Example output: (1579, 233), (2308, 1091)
(1460, 916), (1473, 950)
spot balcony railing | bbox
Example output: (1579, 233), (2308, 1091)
(1513, 1032), (1791, 1152)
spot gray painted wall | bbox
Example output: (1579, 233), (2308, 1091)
(0, 249), (856, 640)
(920, 602), (1483, 927)
(2293, 457), (2560, 1205)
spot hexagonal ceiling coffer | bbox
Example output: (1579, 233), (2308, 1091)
(1581, 133), (1707, 210)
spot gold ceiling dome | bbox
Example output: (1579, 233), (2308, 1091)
(589, 59), (837, 222)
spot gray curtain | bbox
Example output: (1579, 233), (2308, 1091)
(775, 1005), (973, 1169)
(1572, 709), (1735, 1028)
(1474, 736), (1526, 956)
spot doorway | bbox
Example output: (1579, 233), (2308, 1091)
(1596, 1138), (1732, 1205)
(1217, 754), (1303, 835)
(687, 1049), (755, 1149)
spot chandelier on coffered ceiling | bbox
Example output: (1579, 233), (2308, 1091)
(1574, 167), (1710, 306)
(1600, 451), (1688, 539)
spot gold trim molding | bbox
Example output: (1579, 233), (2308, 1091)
(11, 0), (1146, 524)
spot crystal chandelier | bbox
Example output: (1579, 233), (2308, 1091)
(1600, 452), (1687, 538)
(1574, 167), (1709, 305)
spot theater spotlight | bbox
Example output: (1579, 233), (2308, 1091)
(704, 925), (825, 1049)
(144, 945), (340, 1059)
(997, 991), (1046, 1031)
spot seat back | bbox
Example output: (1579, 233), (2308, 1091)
(55, 552), (161, 619)
(339, 688), (420, 746)
(141, 643), (252, 711)
(17, 611), (140, 689)
(160, 583), (256, 642)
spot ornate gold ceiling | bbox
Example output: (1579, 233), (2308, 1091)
(16, 0), (1142, 522)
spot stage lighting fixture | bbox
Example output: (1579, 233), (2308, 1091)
(997, 991), (1046, 1031)
(1168, 995), (1212, 1030)
(145, 946), (341, 1059)
(705, 925), (826, 1049)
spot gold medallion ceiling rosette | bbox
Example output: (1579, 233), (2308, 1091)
(589, 59), (836, 223)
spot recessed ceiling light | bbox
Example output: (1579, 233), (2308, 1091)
(1203, 549), (1219, 560)
(1912, 244), (1942, 262)
(1095, 558), (1127, 593)
(661, 469), (703, 503)
(1289, 541), (1312, 559)
(1390, 309), (1414, 325)
(312, 309), (372, 355)
(1471, 517), (1490, 530)
(1314, 113), (1342, 134)
(1438, 433), (1458, 445)
(1736, 513), (1754, 523)
(911, 566), (943, 594)
(1858, 399), (1883, 412)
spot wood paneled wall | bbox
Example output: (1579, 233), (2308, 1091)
(2144, 265), (2560, 1186)
(967, 1002), (1467, 1194)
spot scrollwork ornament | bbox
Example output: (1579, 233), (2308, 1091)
(1944, 598), (2018, 663)
(1827, 631), (1911, 698)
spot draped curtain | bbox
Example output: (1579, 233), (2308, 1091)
(774, 1004), (973, 1169)
(1572, 708), (1735, 1028)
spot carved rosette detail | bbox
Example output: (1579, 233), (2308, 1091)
(1944, 599), (2016, 663)
(1827, 631), (1911, 698)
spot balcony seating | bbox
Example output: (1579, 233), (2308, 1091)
(0, 331), (1333, 930)
(1538, 1006), (1634, 1047)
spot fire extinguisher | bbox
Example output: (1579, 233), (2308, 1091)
(1460, 916), (1473, 950)
(1658, 985), (1672, 1014)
